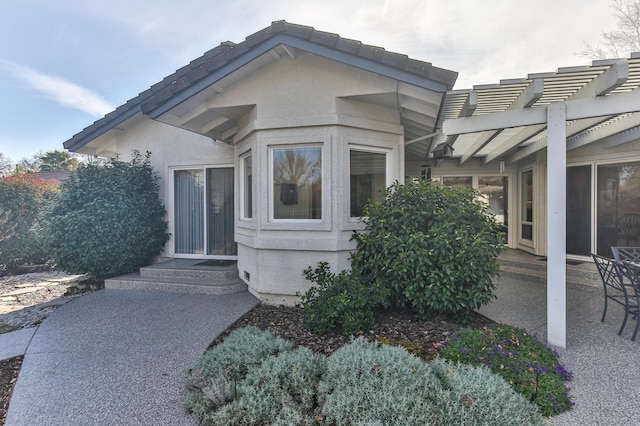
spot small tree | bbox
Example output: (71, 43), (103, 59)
(0, 173), (59, 274)
(38, 151), (170, 279)
(350, 179), (505, 323)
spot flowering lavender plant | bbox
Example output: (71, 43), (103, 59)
(439, 324), (574, 417)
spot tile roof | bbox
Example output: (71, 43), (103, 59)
(64, 20), (457, 152)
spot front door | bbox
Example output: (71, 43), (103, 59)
(173, 167), (236, 257)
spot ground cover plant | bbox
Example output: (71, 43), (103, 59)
(439, 323), (574, 416)
(186, 326), (546, 426)
(38, 151), (169, 279)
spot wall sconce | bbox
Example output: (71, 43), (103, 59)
(431, 142), (454, 160)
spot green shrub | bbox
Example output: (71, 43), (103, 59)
(318, 337), (443, 424)
(185, 326), (292, 421)
(207, 347), (325, 426)
(299, 261), (389, 335)
(351, 179), (505, 323)
(0, 173), (59, 274)
(37, 151), (169, 279)
(186, 329), (545, 426)
(439, 324), (574, 417)
(319, 338), (544, 426)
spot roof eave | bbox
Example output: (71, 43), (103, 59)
(143, 33), (455, 120)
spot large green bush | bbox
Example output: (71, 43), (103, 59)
(351, 179), (505, 323)
(38, 151), (169, 279)
(439, 324), (574, 416)
(0, 173), (59, 274)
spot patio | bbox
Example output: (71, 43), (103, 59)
(482, 251), (640, 425)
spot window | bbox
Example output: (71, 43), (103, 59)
(442, 176), (472, 188)
(271, 146), (322, 220)
(241, 153), (252, 219)
(479, 176), (509, 244)
(521, 169), (533, 241)
(350, 149), (386, 217)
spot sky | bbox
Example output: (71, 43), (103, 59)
(0, 0), (618, 164)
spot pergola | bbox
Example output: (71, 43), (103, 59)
(439, 53), (640, 348)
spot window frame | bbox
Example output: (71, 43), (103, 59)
(268, 143), (325, 225)
(348, 145), (390, 221)
(239, 151), (253, 221)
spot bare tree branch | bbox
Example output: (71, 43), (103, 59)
(579, 0), (640, 59)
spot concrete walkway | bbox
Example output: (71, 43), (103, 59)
(479, 275), (640, 425)
(4, 289), (258, 425)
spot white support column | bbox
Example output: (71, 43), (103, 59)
(546, 102), (567, 348)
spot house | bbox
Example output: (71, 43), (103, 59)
(64, 21), (640, 348)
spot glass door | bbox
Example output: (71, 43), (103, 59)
(566, 165), (592, 256)
(174, 167), (236, 257)
(597, 162), (640, 256)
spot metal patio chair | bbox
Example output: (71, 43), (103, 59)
(617, 261), (640, 341)
(616, 214), (640, 246)
(591, 253), (639, 338)
(611, 246), (640, 264)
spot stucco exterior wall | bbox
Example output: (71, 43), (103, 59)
(226, 54), (407, 302)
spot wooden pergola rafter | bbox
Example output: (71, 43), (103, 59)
(439, 53), (640, 348)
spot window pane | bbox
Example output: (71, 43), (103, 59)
(479, 176), (508, 244)
(350, 150), (386, 217)
(442, 176), (472, 188)
(521, 170), (533, 241)
(273, 147), (322, 219)
(567, 166), (591, 255)
(243, 155), (252, 219)
(207, 168), (236, 256)
(597, 162), (640, 256)
(174, 169), (204, 254)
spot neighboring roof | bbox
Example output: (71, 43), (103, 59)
(435, 53), (640, 165)
(64, 20), (457, 154)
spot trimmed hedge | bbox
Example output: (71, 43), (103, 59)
(38, 151), (169, 279)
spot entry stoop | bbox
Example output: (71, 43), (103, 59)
(498, 250), (600, 287)
(105, 259), (247, 295)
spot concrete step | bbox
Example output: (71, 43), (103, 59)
(499, 257), (601, 287)
(140, 264), (239, 281)
(105, 272), (247, 295)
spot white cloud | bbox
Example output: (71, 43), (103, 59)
(0, 61), (114, 117)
